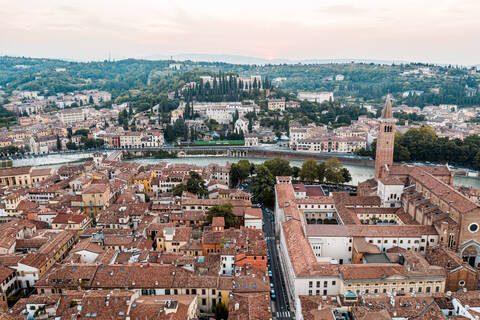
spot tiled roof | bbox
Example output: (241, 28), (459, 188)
(83, 184), (108, 194)
(305, 224), (437, 238)
(339, 263), (407, 281)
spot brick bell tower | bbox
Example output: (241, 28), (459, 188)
(375, 95), (395, 180)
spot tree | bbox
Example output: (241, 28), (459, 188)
(292, 166), (300, 178)
(186, 171), (208, 197)
(299, 159), (319, 183)
(341, 168), (352, 183)
(317, 162), (326, 183)
(230, 160), (251, 187)
(213, 301), (229, 320)
(251, 165), (275, 207)
(172, 184), (187, 197)
(324, 158), (344, 184)
(206, 203), (239, 228)
(264, 158), (292, 177)
(56, 135), (61, 151)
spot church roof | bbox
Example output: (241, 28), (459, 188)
(381, 95), (393, 119)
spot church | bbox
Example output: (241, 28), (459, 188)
(359, 95), (480, 268)
(273, 95), (480, 306)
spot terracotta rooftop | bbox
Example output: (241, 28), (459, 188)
(228, 293), (272, 320)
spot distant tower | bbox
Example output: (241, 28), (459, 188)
(374, 95), (395, 180)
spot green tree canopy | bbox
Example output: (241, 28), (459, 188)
(251, 164), (275, 207)
(299, 158), (319, 183)
(229, 160), (252, 187)
(264, 158), (292, 177)
(186, 171), (208, 197)
(324, 158), (344, 184)
(206, 203), (239, 228)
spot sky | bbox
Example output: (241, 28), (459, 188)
(1, 0), (479, 65)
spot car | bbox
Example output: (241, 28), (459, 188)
(270, 289), (276, 299)
(270, 283), (274, 288)
(268, 270), (273, 277)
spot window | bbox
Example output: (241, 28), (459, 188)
(324, 281), (327, 287)
(332, 281), (336, 286)
(316, 281), (320, 287)
(308, 290), (312, 295)
(426, 287), (430, 293)
(459, 280), (465, 286)
(202, 298), (206, 305)
(309, 281), (313, 288)
(469, 223), (479, 233)
(202, 289), (206, 295)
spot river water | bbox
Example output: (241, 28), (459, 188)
(11, 153), (480, 188)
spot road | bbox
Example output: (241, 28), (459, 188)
(262, 209), (295, 320)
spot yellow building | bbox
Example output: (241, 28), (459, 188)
(156, 226), (192, 253)
(0, 167), (32, 187)
(339, 259), (446, 296)
(82, 184), (110, 217)
(52, 214), (92, 231)
(133, 171), (154, 192)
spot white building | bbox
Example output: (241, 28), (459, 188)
(377, 177), (404, 207)
(244, 208), (263, 230)
(120, 132), (144, 148)
(297, 91), (334, 104)
(296, 136), (367, 153)
(245, 133), (259, 147)
(57, 108), (88, 124)
(220, 254), (235, 276)
(234, 118), (248, 134)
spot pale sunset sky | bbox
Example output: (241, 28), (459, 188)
(0, 0), (479, 65)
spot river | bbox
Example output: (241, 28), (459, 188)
(10, 153), (480, 188)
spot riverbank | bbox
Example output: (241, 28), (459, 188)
(8, 152), (480, 188)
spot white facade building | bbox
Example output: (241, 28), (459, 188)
(297, 91), (334, 103)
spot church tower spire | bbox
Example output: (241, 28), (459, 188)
(375, 95), (395, 180)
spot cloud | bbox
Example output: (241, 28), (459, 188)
(0, 0), (479, 65)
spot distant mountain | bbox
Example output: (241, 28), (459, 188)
(143, 53), (406, 65)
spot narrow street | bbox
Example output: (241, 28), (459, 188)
(262, 209), (295, 320)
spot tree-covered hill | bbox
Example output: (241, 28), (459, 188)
(1, 56), (479, 107)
